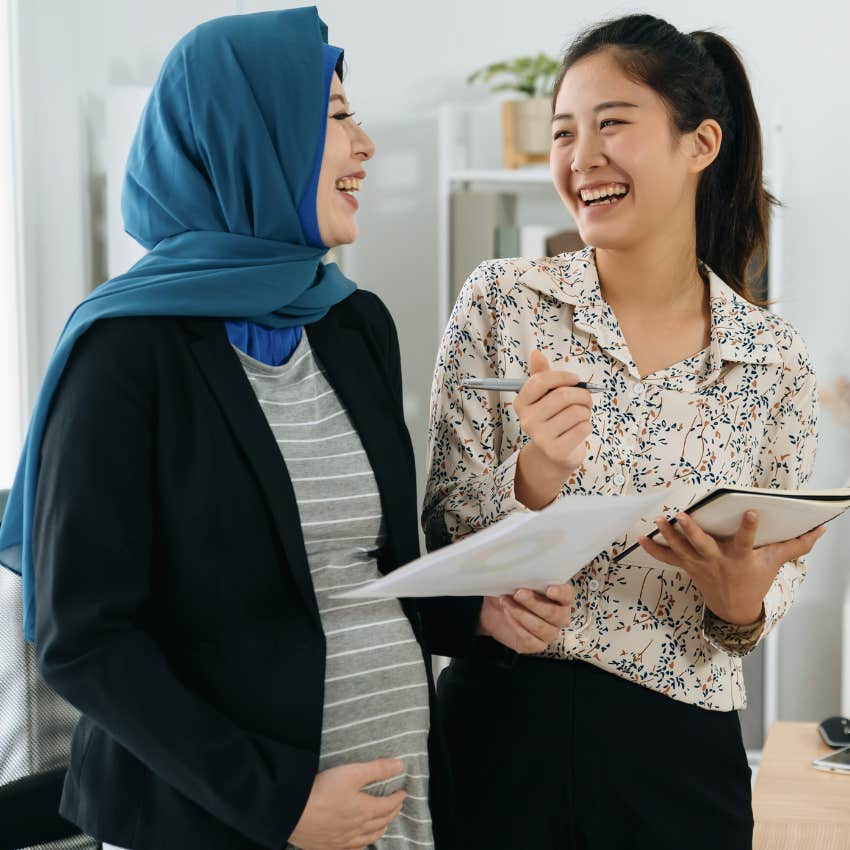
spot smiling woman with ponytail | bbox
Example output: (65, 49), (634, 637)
(551, 19), (777, 303)
(423, 13), (822, 850)
(552, 19), (778, 303)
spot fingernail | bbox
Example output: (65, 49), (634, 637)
(746, 511), (758, 521)
(515, 590), (528, 602)
(676, 513), (688, 523)
(655, 516), (666, 525)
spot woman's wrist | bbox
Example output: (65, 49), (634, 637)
(708, 601), (765, 627)
(515, 443), (570, 510)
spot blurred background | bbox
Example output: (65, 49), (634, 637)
(1, 0), (849, 763)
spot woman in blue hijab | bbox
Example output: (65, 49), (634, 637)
(0, 8), (480, 849)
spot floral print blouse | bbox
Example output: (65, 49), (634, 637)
(422, 247), (818, 711)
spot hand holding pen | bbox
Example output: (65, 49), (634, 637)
(507, 350), (595, 510)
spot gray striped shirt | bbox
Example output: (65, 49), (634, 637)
(235, 335), (434, 850)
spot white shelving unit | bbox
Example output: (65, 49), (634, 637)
(445, 167), (552, 185)
(437, 102), (570, 338)
(438, 100), (787, 763)
(760, 122), (785, 756)
(839, 563), (850, 721)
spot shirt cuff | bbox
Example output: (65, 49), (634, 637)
(489, 448), (530, 518)
(702, 605), (766, 657)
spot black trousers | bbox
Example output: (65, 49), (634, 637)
(437, 639), (753, 850)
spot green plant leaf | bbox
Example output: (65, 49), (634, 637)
(467, 53), (562, 98)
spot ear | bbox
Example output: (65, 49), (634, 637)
(684, 118), (722, 175)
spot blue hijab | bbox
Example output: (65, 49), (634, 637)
(0, 7), (354, 641)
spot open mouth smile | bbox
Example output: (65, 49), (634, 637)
(334, 175), (363, 210)
(579, 182), (630, 208)
(335, 177), (362, 194)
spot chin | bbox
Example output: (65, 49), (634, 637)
(333, 229), (358, 248)
(322, 228), (358, 249)
(576, 223), (634, 252)
(579, 231), (611, 250)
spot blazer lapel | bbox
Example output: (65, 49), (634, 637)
(307, 304), (419, 573)
(181, 318), (320, 626)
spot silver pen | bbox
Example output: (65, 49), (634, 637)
(461, 378), (606, 393)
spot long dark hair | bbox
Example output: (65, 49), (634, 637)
(554, 14), (775, 304)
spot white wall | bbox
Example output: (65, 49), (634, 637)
(0, 0), (23, 487)
(12, 0), (850, 722)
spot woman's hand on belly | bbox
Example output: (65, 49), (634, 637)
(289, 759), (407, 850)
(637, 511), (827, 625)
(476, 582), (575, 653)
(514, 350), (594, 510)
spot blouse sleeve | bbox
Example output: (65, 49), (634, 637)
(702, 335), (819, 657)
(422, 263), (530, 553)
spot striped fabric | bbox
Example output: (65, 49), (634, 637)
(235, 338), (434, 850)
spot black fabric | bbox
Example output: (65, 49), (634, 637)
(438, 638), (754, 850)
(32, 291), (458, 850)
(0, 767), (79, 849)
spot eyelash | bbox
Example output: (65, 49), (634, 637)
(553, 119), (624, 140)
(333, 111), (362, 126)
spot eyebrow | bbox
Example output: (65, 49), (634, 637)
(552, 101), (639, 122)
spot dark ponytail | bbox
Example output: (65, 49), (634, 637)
(553, 15), (776, 304)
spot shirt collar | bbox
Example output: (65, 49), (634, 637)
(516, 248), (782, 379)
(704, 271), (782, 369)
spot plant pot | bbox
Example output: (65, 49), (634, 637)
(502, 97), (551, 168)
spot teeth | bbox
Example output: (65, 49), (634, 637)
(335, 177), (361, 192)
(580, 183), (628, 203)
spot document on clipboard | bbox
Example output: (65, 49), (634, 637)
(335, 489), (669, 600)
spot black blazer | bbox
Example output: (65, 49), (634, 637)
(33, 290), (480, 850)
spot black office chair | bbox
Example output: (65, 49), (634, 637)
(0, 488), (86, 849)
(0, 768), (79, 849)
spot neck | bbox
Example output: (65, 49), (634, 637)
(594, 228), (704, 316)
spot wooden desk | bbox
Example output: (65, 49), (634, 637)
(754, 722), (850, 849)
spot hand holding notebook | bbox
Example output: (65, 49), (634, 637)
(616, 485), (850, 569)
(618, 484), (845, 625)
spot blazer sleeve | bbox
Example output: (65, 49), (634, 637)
(365, 292), (483, 658)
(33, 320), (315, 850)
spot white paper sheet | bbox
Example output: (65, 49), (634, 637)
(336, 489), (669, 599)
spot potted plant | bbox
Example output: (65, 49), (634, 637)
(468, 53), (562, 168)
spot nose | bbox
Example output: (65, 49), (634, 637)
(571, 131), (606, 173)
(353, 124), (375, 162)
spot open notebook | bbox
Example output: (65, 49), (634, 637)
(616, 486), (850, 569)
